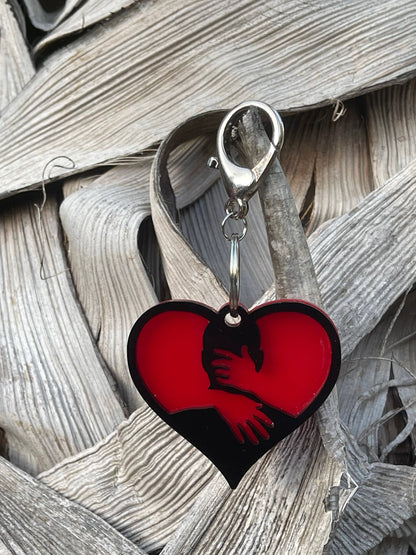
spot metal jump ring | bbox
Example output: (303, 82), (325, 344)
(224, 197), (248, 219)
(229, 234), (240, 318)
(221, 212), (247, 241)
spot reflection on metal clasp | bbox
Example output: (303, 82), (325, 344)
(216, 100), (284, 205)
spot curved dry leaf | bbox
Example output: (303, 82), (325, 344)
(392, 515), (416, 542)
(35, 0), (140, 54)
(1, 0), (416, 197)
(368, 537), (411, 555)
(381, 289), (416, 461)
(60, 161), (158, 411)
(39, 407), (216, 552)
(179, 179), (274, 308)
(0, 1), (35, 110)
(168, 134), (219, 209)
(19, 0), (81, 31)
(163, 420), (338, 555)
(308, 101), (374, 233)
(366, 78), (416, 187)
(0, 457), (144, 554)
(339, 314), (400, 457)
(0, 194), (125, 475)
(259, 158), (416, 358)
(279, 109), (322, 214)
(326, 463), (416, 554)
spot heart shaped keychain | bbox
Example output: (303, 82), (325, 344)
(128, 101), (341, 488)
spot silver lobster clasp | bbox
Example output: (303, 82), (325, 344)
(216, 100), (284, 207)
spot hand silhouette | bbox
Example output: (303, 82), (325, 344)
(211, 346), (259, 391)
(216, 395), (273, 444)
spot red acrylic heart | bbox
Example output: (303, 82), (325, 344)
(128, 300), (340, 488)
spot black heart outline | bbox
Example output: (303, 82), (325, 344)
(127, 299), (341, 488)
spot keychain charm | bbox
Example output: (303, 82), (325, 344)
(128, 101), (341, 488)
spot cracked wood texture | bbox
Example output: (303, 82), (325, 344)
(2, 1), (416, 553)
